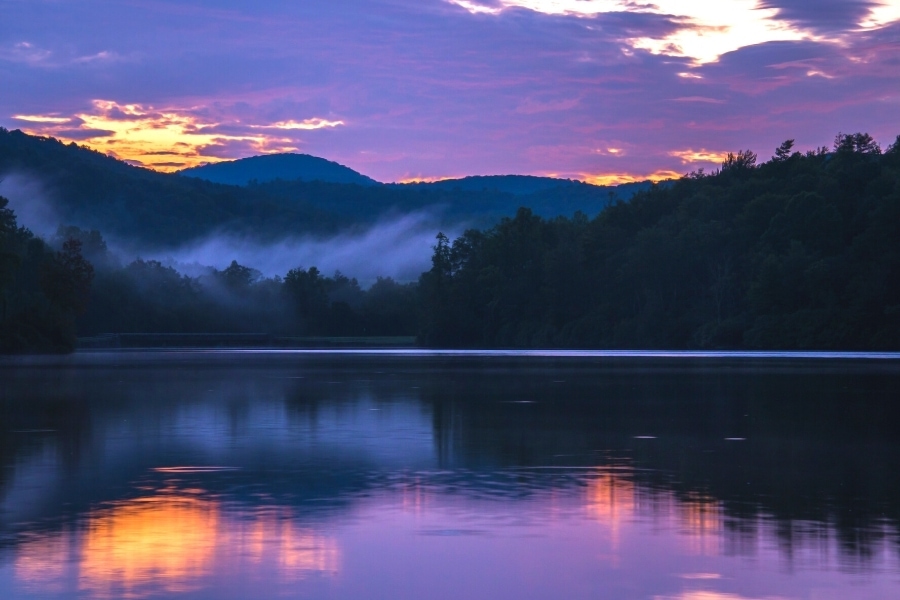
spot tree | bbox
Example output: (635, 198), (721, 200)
(834, 132), (881, 154)
(722, 150), (757, 171)
(0, 196), (22, 321)
(219, 260), (260, 293)
(773, 140), (795, 162)
(41, 238), (95, 316)
(886, 135), (900, 155)
(283, 266), (329, 332)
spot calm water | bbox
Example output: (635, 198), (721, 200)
(2, 350), (900, 600)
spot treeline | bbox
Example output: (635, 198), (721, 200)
(75, 235), (419, 341)
(0, 201), (94, 352)
(0, 213), (418, 352)
(419, 133), (900, 349)
(4, 131), (900, 352)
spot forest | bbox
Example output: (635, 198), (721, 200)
(419, 133), (900, 349)
(1, 131), (899, 352)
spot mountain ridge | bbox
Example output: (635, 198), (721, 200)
(179, 153), (380, 187)
(0, 129), (658, 247)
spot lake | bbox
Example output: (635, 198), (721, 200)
(2, 350), (899, 599)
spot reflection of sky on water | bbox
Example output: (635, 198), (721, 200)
(6, 467), (898, 600)
(2, 352), (900, 599)
(12, 491), (338, 599)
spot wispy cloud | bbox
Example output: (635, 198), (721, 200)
(0, 41), (123, 67)
(252, 118), (345, 131)
(673, 97), (726, 104)
(12, 100), (344, 171)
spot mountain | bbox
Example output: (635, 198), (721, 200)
(398, 174), (653, 197)
(178, 153), (380, 186)
(0, 129), (343, 246)
(0, 129), (657, 247)
(398, 175), (580, 195)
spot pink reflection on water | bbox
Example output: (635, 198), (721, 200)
(9, 469), (900, 600)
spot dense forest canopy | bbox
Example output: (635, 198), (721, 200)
(418, 133), (900, 349)
(2, 130), (899, 352)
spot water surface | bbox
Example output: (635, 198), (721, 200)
(2, 351), (899, 599)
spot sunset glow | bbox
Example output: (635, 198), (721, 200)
(450, 0), (815, 63)
(669, 150), (732, 165)
(13, 492), (340, 598)
(79, 495), (219, 598)
(583, 171), (681, 186)
(12, 100), (343, 172)
(3, 0), (900, 184)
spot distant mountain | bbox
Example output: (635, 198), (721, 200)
(179, 154), (379, 187)
(397, 175), (658, 199)
(0, 129), (663, 248)
(398, 175), (579, 195)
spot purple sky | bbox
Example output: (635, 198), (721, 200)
(2, 0), (899, 182)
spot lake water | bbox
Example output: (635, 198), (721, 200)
(2, 350), (900, 599)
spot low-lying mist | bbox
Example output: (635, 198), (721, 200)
(0, 172), (62, 238)
(149, 211), (456, 285)
(2, 171), (461, 285)
(1, 171), (462, 339)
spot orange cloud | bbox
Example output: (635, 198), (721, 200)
(582, 170), (680, 186)
(669, 149), (730, 164)
(11, 100), (344, 172)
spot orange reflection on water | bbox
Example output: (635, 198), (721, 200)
(79, 495), (219, 598)
(586, 469), (636, 524)
(585, 469), (724, 557)
(586, 469), (636, 561)
(14, 491), (339, 599)
(678, 493), (723, 556)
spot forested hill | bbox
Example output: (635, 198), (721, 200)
(419, 135), (900, 349)
(0, 129), (339, 245)
(395, 175), (654, 197)
(0, 129), (644, 247)
(179, 153), (380, 186)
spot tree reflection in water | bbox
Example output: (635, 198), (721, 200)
(1, 352), (899, 599)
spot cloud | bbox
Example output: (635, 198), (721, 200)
(669, 150), (731, 164)
(0, 41), (52, 65)
(515, 97), (581, 114)
(673, 97), (726, 104)
(0, 41), (123, 67)
(582, 170), (680, 186)
(2, 0), (899, 185)
(252, 118), (345, 130)
(447, 0), (819, 64)
(12, 100), (344, 172)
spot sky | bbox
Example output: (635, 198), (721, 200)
(2, 0), (899, 183)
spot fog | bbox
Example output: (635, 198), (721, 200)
(141, 211), (457, 285)
(1, 172), (460, 286)
(0, 173), (61, 238)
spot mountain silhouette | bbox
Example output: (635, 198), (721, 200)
(179, 153), (380, 186)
